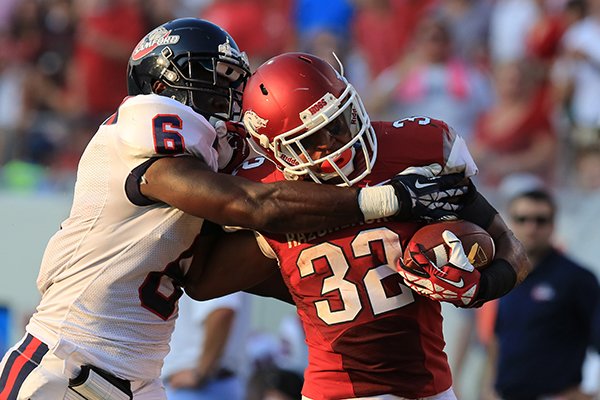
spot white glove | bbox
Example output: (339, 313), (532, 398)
(397, 230), (481, 307)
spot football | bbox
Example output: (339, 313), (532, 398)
(405, 220), (495, 270)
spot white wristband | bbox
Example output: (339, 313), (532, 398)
(358, 186), (399, 221)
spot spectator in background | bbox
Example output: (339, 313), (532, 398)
(435, 0), (493, 67)
(139, 0), (178, 31)
(298, 27), (371, 96)
(0, 0), (18, 30)
(555, 143), (600, 398)
(552, 0), (600, 146)
(295, 0), (353, 46)
(489, 0), (540, 63)
(246, 316), (306, 400)
(482, 189), (599, 400)
(367, 14), (492, 140)
(202, 0), (295, 69)
(70, 0), (145, 122)
(525, 0), (571, 67)
(0, 0), (77, 191)
(163, 292), (250, 400)
(470, 59), (557, 187)
(351, 0), (436, 79)
(0, 30), (25, 165)
(557, 143), (600, 278)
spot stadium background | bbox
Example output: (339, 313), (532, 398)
(1, 0), (599, 398)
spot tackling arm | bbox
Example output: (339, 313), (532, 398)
(184, 223), (286, 302)
(140, 157), (470, 234)
(142, 156), (364, 234)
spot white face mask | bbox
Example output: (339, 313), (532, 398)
(247, 84), (377, 187)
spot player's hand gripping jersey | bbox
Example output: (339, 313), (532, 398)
(26, 95), (218, 381)
(235, 117), (477, 399)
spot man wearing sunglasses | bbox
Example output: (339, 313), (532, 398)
(485, 188), (599, 400)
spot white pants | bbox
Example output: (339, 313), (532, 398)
(301, 386), (457, 400)
(0, 334), (165, 400)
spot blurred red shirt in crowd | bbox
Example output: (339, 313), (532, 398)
(72, 0), (145, 120)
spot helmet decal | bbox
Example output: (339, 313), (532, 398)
(131, 27), (180, 61)
(300, 93), (337, 129)
(244, 110), (269, 130)
(218, 37), (245, 61)
(242, 53), (377, 186)
(128, 18), (251, 121)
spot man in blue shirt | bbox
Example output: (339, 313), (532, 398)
(489, 189), (599, 399)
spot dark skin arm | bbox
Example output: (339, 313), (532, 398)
(184, 223), (288, 303)
(141, 156), (362, 234)
(457, 188), (531, 303)
(485, 213), (531, 285)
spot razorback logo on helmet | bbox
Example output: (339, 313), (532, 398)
(131, 27), (180, 61)
(244, 111), (269, 131)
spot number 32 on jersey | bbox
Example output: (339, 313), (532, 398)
(297, 227), (415, 325)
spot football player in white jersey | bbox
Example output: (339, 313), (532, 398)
(0, 19), (471, 400)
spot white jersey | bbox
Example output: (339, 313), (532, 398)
(26, 94), (218, 381)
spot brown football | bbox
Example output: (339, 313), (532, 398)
(404, 220), (495, 270)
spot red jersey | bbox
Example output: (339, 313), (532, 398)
(235, 117), (477, 399)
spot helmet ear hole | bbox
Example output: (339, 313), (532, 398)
(260, 84), (268, 95)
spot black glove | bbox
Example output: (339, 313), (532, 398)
(388, 164), (470, 221)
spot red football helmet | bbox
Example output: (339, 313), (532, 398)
(241, 53), (377, 186)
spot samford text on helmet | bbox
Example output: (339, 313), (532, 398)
(127, 18), (251, 121)
(242, 52), (377, 186)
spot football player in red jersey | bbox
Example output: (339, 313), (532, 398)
(0, 20), (470, 400)
(186, 53), (530, 400)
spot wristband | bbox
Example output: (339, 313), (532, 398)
(458, 191), (498, 229)
(476, 259), (517, 303)
(358, 186), (399, 221)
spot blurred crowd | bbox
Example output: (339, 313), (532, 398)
(0, 0), (599, 195)
(1, 0), (600, 398)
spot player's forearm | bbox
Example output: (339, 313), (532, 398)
(486, 214), (531, 286)
(456, 187), (531, 283)
(236, 179), (364, 233)
(245, 270), (294, 305)
(472, 215), (531, 305)
(185, 228), (280, 301)
(189, 172), (392, 233)
(458, 189), (531, 303)
(143, 157), (400, 233)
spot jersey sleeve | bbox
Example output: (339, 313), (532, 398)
(375, 117), (478, 178)
(114, 94), (219, 171)
(232, 156), (283, 182)
(443, 126), (478, 178)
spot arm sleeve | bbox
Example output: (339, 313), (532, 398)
(441, 126), (479, 178)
